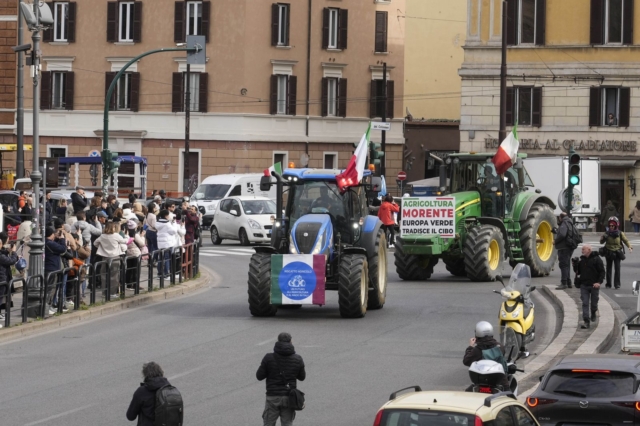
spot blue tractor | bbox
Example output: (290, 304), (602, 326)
(247, 168), (388, 318)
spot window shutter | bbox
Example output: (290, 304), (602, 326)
(386, 80), (394, 118)
(288, 75), (297, 116)
(105, 72), (117, 111)
(589, 87), (602, 126)
(133, 2), (143, 43)
(43, 2), (54, 42)
(199, 73), (208, 113)
(505, 87), (514, 126)
(532, 87), (542, 127)
(285, 4), (290, 46)
(202, 1), (211, 42)
(130, 72), (141, 112)
(66, 2), (77, 42)
(619, 87), (631, 127)
(590, 0), (604, 45)
(506, 0), (518, 46)
(174, 2), (186, 43)
(271, 3), (279, 46)
(40, 71), (52, 110)
(375, 11), (388, 52)
(535, 0), (545, 46)
(64, 72), (75, 110)
(338, 78), (347, 118)
(338, 9), (348, 50)
(322, 8), (329, 49)
(107, 1), (118, 42)
(321, 77), (328, 117)
(623, 0), (634, 44)
(369, 80), (378, 118)
(172, 72), (183, 112)
(269, 74), (278, 115)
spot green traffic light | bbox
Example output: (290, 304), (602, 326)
(569, 175), (579, 185)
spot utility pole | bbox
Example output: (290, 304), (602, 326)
(183, 64), (190, 194)
(498, 0), (508, 143)
(16, 0), (24, 178)
(381, 62), (387, 177)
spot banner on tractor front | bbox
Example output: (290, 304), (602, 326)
(271, 255), (326, 305)
(400, 197), (456, 238)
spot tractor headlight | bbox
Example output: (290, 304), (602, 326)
(311, 235), (324, 255)
(289, 235), (298, 254)
(248, 219), (261, 229)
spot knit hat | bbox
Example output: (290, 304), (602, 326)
(123, 208), (136, 220)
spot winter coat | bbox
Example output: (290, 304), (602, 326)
(462, 336), (509, 387)
(174, 223), (186, 247)
(126, 234), (145, 257)
(17, 220), (32, 242)
(126, 376), (171, 426)
(0, 248), (17, 284)
(573, 251), (605, 287)
(630, 207), (640, 224)
(600, 231), (632, 252)
(44, 238), (67, 272)
(378, 201), (399, 226)
(74, 220), (102, 249)
(600, 204), (619, 225)
(256, 341), (306, 396)
(70, 192), (88, 214)
(45, 200), (53, 224)
(94, 233), (127, 258)
(555, 216), (576, 251)
(146, 212), (157, 232)
(156, 219), (177, 249)
(184, 212), (199, 244)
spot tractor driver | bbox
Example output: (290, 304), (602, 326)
(311, 187), (333, 211)
(482, 165), (502, 217)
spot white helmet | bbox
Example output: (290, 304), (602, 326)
(475, 321), (494, 338)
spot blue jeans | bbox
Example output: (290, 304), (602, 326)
(157, 250), (171, 277)
(146, 230), (158, 254)
(53, 273), (67, 306)
(634, 223), (640, 233)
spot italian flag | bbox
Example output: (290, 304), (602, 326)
(336, 122), (371, 192)
(491, 124), (519, 175)
(271, 254), (326, 305)
(264, 162), (283, 177)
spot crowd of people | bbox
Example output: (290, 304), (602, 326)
(1, 186), (202, 322)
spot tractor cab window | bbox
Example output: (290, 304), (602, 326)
(478, 162), (504, 217)
(289, 181), (346, 225)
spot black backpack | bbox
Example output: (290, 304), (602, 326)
(566, 221), (583, 250)
(154, 385), (184, 426)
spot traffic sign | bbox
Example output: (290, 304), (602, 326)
(397, 171), (407, 181)
(89, 150), (100, 157)
(187, 35), (206, 65)
(371, 122), (391, 131)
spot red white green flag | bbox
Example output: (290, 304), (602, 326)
(491, 124), (519, 175)
(336, 122), (371, 192)
(271, 255), (326, 305)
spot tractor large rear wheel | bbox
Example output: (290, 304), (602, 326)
(247, 253), (277, 317)
(444, 258), (467, 277)
(394, 244), (438, 281)
(520, 203), (557, 277)
(463, 225), (505, 282)
(338, 254), (369, 318)
(367, 229), (387, 310)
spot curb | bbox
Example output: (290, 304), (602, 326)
(0, 268), (214, 344)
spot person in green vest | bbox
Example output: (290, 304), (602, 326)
(600, 217), (633, 289)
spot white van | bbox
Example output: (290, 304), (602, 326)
(191, 173), (276, 229)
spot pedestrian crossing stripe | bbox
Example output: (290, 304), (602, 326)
(199, 249), (253, 256)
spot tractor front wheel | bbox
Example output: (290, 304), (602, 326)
(247, 253), (277, 317)
(394, 244), (437, 281)
(338, 254), (369, 318)
(463, 225), (505, 282)
(520, 203), (557, 277)
(367, 228), (387, 310)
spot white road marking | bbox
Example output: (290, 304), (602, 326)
(205, 250), (252, 256)
(257, 338), (274, 346)
(168, 364), (208, 381)
(23, 404), (96, 426)
(199, 253), (225, 257)
(229, 248), (258, 253)
(614, 294), (637, 298)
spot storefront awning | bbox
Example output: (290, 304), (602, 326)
(0, 144), (32, 151)
(600, 160), (637, 168)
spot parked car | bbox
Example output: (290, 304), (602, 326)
(373, 387), (539, 426)
(210, 196), (276, 245)
(527, 354), (640, 426)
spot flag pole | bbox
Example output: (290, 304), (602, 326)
(499, 0), (508, 143)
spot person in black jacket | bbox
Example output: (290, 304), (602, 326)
(256, 332), (306, 426)
(554, 212), (576, 290)
(0, 232), (18, 328)
(463, 321), (509, 389)
(574, 243), (605, 329)
(70, 186), (88, 214)
(126, 362), (172, 426)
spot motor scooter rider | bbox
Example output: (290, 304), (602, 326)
(463, 321), (510, 389)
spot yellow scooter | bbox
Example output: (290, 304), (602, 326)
(495, 264), (536, 357)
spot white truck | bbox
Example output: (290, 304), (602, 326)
(522, 156), (601, 230)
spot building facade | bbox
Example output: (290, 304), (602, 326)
(460, 0), (640, 227)
(7, 0), (405, 193)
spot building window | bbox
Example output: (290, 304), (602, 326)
(175, 1), (210, 42)
(187, 1), (202, 36)
(119, 1), (134, 42)
(44, 2), (76, 43)
(375, 11), (388, 52)
(117, 73), (132, 110)
(40, 71), (74, 110)
(506, 87), (542, 127)
(369, 79), (394, 119)
(506, 0), (545, 46)
(324, 153), (337, 169)
(270, 74), (297, 115)
(106, 71), (140, 112)
(606, 0), (623, 43)
(271, 3), (290, 46)
(184, 72), (200, 112)
(171, 72), (208, 113)
(591, 0), (633, 45)
(52, 72), (66, 109)
(322, 8), (348, 50)
(589, 86), (630, 127)
(273, 152), (288, 168)
(322, 77), (347, 117)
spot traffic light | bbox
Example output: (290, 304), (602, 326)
(103, 149), (120, 176)
(568, 149), (580, 186)
(370, 142), (385, 174)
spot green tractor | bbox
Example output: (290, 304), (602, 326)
(395, 153), (557, 282)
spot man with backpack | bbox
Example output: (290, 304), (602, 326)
(256, 332), (306, 426)
(555, 212), (581, 290)
(463, 321), (510, 390)
(126, 362), (183, 426)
